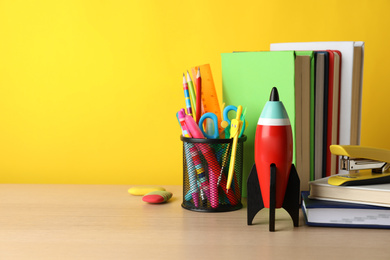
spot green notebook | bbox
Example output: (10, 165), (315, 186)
(222, 51), (296, 197)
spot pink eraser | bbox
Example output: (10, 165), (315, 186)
(142, 191), (173, 204)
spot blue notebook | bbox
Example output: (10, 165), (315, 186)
(301, 191), (390, 229)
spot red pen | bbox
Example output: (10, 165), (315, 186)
(196, 67), (202, 123)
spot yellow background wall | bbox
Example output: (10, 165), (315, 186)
(1, 0), (389, 184)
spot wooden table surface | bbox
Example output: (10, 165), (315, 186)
(1, 184), (389, 260)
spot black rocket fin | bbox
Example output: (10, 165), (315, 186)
(282, 164), (300, 227)
(269, 164), (276, 231)
(247, 164), (264, 225)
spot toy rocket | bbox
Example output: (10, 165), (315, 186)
(247, 87), (300, 231)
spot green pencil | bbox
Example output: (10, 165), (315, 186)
(186, 71), (197, 121)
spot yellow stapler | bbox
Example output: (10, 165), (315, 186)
(328, 145), (390, 186)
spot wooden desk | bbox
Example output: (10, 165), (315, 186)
(0, 184), (389, 260)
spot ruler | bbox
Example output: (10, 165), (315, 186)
(191, 64), (223, 135)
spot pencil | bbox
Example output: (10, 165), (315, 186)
(226, 105), (243, 193)
(186, 71), (197, 121)
(182, 73), (193, 118)
(195, 67), (202, 123)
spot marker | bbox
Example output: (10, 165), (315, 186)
(177, 109), (192, 138)
(255, 87), (293, 208)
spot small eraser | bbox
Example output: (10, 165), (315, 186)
(128, 186), (166, 196)
(142, 191), (173, 204)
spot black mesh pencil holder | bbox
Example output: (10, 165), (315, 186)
(180, 135), (247, 212)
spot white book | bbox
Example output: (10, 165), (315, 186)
(308, 176), (390, 208)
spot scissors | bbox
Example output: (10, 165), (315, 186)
(221, 105), (247, 138)
(198, 112), (220, 139)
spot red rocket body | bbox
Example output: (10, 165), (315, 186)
(254, 88), (293, 208)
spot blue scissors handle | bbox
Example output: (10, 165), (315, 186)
(222, 105), (246, 138)
(223, 105), (237, 125)
(198, 112), (219, 139)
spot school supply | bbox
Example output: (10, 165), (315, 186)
(222, 51), (296, 196)
(271, 42), (365, 176)
(177, 65), (247, 211)
(142, 191), (173, 204)
(198, 112), (219, 139)
(294, 54), (312, 191)
(314, 51), (328, 179)
(181, 136), (245, 211)
(128, 186), (166, 196)
(188, 144), (210, 204)
(221, 105), (247, 139)
(183, 73), (192, 116)
(309, 176), (390, 207)
(191, 64), (223, 135)
(329, 50), (342, 175)
(328, 145), (390, 186)
(226, 105), (243, 193)
(183, 144), (200, 207)
(294, 51), (315, 183)
(195, 67), (202, 123)
(182, 73), (193, 118)
(302, 191), (390, 228)
(186, 71), (197, 119)
(177, 109), (192, 138)
(218, 143), (233, 186)
(184, 112), (204, 139)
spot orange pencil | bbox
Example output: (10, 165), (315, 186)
(196, 67), (202, 123)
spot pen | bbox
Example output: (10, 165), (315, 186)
(182, 74), (193, 118)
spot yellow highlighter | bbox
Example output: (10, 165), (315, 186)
(226, 105), (243, 193)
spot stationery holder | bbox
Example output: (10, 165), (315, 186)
(180, 135), (246, 212)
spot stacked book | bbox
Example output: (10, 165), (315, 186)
(223, 42), (364, 196)
(270, 42), (365, 185)
(303, 177), (390, 228)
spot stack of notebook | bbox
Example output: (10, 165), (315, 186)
(303, 177), (390, 228)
